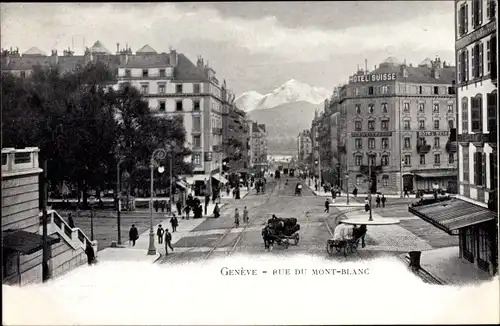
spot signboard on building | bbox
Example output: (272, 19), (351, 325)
(456, 20), (496, 50)
(204, 152), (212, 162)
(351, 131), (393, 137)
(457, 133), (496, 143)
(349, 72), (397, 84)
(418, 131), (450, 137)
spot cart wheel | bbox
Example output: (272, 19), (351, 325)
(294, 234), (300, 245)
(351, 242), (357, 253)
(344, 244), (350, 256)
(335, 246), (341, 252)
(326, 242), (333, 256)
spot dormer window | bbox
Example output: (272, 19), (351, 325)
(159, 69), (166, 77)
(125, 69), (131, 77)
(176, 84), (183, 94)
(142, 69), (148, 77)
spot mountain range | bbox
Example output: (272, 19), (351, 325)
(235, 80), (331, 154)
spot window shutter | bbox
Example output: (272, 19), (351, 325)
(458, 52), (462, 82)
(482, 153), (486, 186)
(478, 0), (483, 25)
(465, 49), (469, 81)
(471, 46), (476, 78)
(459, 6), (463, 34)
(465, 4), (469, 33)
(479, 43), (484, 76)
(471, 1), (475, 27)
(474, 152), (478, 184)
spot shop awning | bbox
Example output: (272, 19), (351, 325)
(414, 171), (457, 178)
(185, 175), (209, 185)
(408, 198), (497, 235)
(212, 173), (229, 184)
(176, 180), (189, 189)
(2, 230), (60, 255)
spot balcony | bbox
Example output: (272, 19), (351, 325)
(212, 127), (223, 135)
(417, 144), (431, 154)
(360, 164), (382, 175)
(445, 141), (457, 153)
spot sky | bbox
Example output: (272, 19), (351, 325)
(1, 2), (456, 97)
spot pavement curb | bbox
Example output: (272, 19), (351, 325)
(401, 254), (446, 285)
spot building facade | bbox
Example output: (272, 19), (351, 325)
(297, 130), (313, 162)
(250, 122), (268, 172)
(1, 41), (231, 192)
(410, 0), (497, 277)
(338, 57), (458, 195)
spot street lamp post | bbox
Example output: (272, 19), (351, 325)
(169, 154), (173, 215)
(368, 158), (373, 222)
(116, 157), (125, 245)
(148, 148), (167, 255)
(346, 172), (350, 205)
(89, 196), (96, 241)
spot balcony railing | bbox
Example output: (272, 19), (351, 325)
(417, 144), (431, 154)
(445, 141), (457, 153)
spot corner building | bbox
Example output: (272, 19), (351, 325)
(339, 57), (457, 195)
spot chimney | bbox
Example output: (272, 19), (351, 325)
(116, 42), (120, 54)
(52, 49), (58, 64)
(365, 59), (368, 74)
(431, 56), (442, 79)
(169, 49), (177, 66)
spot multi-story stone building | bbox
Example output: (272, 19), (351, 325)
(338, 57), (458, 195)
(221, 81), (251, 173)
(250, 122), (268, 172)
(297, 130), (313, 162)
(1, 41), (231, 194)
(410, 0), (497, 276)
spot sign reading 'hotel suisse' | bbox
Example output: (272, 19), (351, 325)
(349, 72), (397, 84)
(418, 131), (450, 137)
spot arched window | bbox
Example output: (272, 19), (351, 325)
(381, 155), (389, 166)
(461, 97), (469, 134)
(382, 175), (389, 187)
(471, 94), (483, 132)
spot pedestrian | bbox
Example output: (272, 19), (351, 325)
(176, 199), (182, 216)
(85, 242), (96, 265)
(324, 199), (330, 213)
(160, 200), (165, 213)
(129, 224), (139, 246)
(205, 194), (210, 215)
(226, 186), (230, 197)
(404, 187), (409, 198)
(353, 186), (358, 197)
(376, 194), (381, 208)
(164, 228), (174, 255)
(170, 214), (178, 232)
(213, 203), (220, 218)
(243, 206), (249, 223)
(234, 208), (240, 227)
(157, 224), (164, 244)
(67, 212), (75, 229)
(154, 200), (159, 212)
(364, 197), (370, 212)
(381, 194), (387, 208)
(184, 205), (191, 220)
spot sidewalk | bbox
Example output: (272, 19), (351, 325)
(220, 186), (254, 200)
(403, 246), (494, 285)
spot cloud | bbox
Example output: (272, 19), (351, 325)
(1, 3), (454, 63)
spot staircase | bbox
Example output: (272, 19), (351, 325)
(39, 209), (98, 278)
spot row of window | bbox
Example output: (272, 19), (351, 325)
(403, 153), (454, 166)
(460, 93), (497, 134)
(403, 119), (454, 130)
(156, 99), (200, 112)
(457, 35), (497, 83)
(354, 102), (454, 115)
(458, 0), (496, 37)
(350, 84), (456, 98)
(462, 148), (497, 190)
(125, 68), (172, 78)
(140, 83), (201, 95)
(353, 135), (451, 150)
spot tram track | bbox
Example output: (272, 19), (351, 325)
(203, 178), (280, 260)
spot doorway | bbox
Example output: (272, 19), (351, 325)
(403, 175), (414, 192)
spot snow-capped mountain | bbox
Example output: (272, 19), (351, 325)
(235, 79), (331, 112)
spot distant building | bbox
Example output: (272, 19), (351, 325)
(1, 41), (231, 195)
(337, 57), (458, 195)
(251, 122), (268, 172)
(410, 0), (497, 276)
(297, 130), (312, 162)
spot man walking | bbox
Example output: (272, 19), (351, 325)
(381, 194), (387, 208)
(164, 228), (174, 255)
(157, 224), (164, 244)
(176, 199), (182, 216)
(67, 212), (75, 229)
(234, 208), (240, 227)
(243, 206), (249, 223)
(324, 199), (330, 213)
(375, 194), (381, 208)
(170, 214), (178, 232)
(129, 224), (139, 246)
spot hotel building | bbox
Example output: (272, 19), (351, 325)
(337, 57), (458, 195)
(410, 0), (497, 276)
(1, 41), (229, 193)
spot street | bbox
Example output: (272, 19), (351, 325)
(157, 175), (455, 264)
